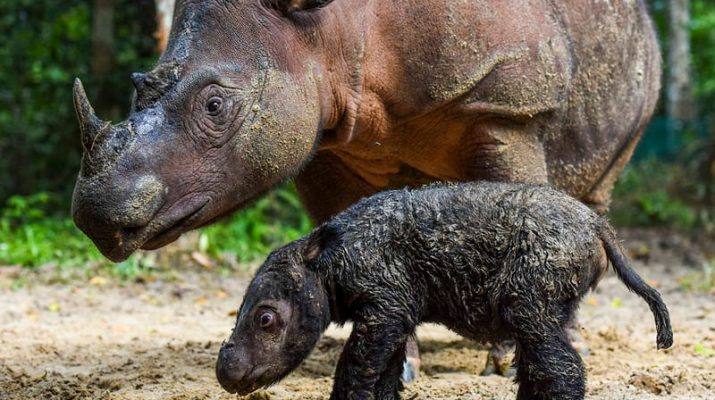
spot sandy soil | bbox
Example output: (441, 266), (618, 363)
(1, 229), (714, 400)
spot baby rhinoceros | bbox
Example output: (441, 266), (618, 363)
(216, 181), (673, 400)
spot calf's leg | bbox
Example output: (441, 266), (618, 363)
(513, 330), (585, 400)
(374, 341), (408, 400)
(498, 295), (585, 399)
(331, 307), (412, 400)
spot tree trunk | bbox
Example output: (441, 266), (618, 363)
(667, 0), (694, 122)
(91, 0), (116, 116)
(155, 0), (176, 53)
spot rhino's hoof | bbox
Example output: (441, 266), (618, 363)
(480, 358), (516, 378)
(481, 341), (515, 377)
(401, 357), (420, 383)
(568, 326), (591, 358)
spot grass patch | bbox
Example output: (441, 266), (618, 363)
(0, 192), (104, 268)
(677, 260), (715, 293)
(611, 160), (698, 229)
(0, 185), (312, 274)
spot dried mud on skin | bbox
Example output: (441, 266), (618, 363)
(1, 230), (714, 400)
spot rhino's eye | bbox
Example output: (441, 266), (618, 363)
(258, 310), (276, 329)
(206, 97), (223, 116)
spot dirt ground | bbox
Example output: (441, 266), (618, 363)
(1, 229), (714, 400)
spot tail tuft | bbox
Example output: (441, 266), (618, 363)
(600, 223), (674, 350)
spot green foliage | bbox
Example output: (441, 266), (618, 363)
(690, 0), (715, 106)
(611, 159), (715, 231)
(694, 342), (715, 357)
(648, 0), (715, 117)
(678, 260), (715, 293)
(0, 192), (104, 267)
(0, 185), (311, 270)
(199, 185), (313, 264)
(0, 0), (156, 205)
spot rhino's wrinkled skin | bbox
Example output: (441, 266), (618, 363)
(72, 0), (660, 262)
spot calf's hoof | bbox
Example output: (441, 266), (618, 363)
(401, 357), (420, 383)
(567, 325), (591, 357)
(481, 342), (516, 377)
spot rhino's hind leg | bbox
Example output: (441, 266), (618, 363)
(377, 341), (408, 399)
(582, 127), (648, 216)
(401, 334), (420, 383)
(466, 124), (548, 378)
(481, 340), (516, 377)
(464, 124), (549, 184)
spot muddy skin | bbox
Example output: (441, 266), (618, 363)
(73, 0), (661, 383)
(71, 0), (661, 267)
(217, 181), (673, 400)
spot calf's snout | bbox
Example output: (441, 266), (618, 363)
(216, 341), (252, 394)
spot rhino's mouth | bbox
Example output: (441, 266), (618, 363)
(96, 198), (210, 262)
(219, 367), (273, 396)
(140, 199), (210, 251)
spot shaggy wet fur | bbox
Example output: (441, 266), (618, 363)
(217, 181), (673, 400)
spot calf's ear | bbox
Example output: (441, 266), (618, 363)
(267, 0), (335, 13)
(304, 224), (342, 265)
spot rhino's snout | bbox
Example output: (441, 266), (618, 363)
(216, 341), (258, 395)
(73, 175), (166, 261)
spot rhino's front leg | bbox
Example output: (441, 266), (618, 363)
(295, 150), (378, 224)
(331, 307), (411, 400)
(464, 123), (548, 184)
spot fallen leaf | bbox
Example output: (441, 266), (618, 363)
(585, 296), (598, 306)
(47, 303), (61, 313)
(25, 309), (38, 321)
(191, 251), (214, 270)
(610, 298), (624, 309)
(694, 343), (714, 357)
(89, 276), (108, 286)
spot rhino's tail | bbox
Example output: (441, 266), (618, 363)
(599, 223), (673, 350)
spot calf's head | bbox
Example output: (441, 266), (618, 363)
(72, 0), (347, 261)
(216, 233), (336, 395)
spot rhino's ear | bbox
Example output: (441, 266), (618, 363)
(304, 224), (342, 266)
(268, 0), (335, 13)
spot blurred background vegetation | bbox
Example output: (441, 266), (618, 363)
(0, 0), (714, 273)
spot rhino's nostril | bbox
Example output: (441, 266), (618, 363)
(121, 226), (143, 237)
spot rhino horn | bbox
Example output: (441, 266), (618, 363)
(73, 78), (109, 153)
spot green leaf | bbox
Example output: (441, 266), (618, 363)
(694, 343), (714, 357)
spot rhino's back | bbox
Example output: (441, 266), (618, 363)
(346, 0), (659, 203)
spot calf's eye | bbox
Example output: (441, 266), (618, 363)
(207, 97), (223, 115)
(259, 311), (275, 329)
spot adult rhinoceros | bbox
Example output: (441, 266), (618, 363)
(72, 0), (660, 381)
